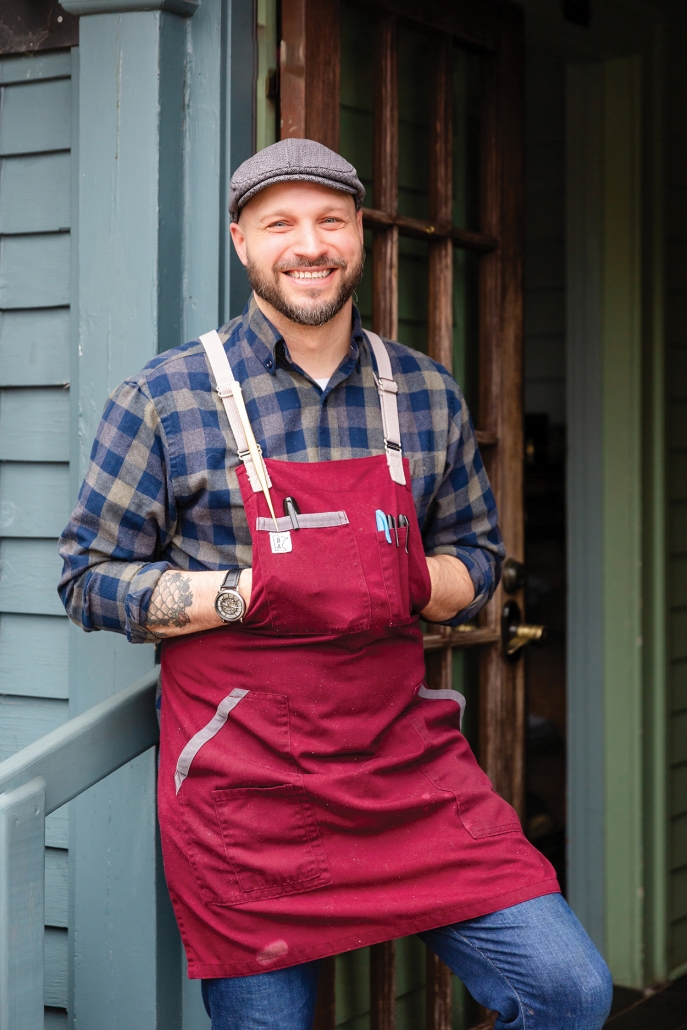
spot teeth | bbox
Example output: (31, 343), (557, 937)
(287, 269), (332, 279)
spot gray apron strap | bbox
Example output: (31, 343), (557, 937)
(364, 331), (406, 486)
(199, 330), (271, 494)
(200, 327), (406, 488)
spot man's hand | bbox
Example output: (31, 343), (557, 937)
(146, 568), (253, 639)
(420, 554), (475, 623)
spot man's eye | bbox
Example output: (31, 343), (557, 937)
(269, 220), (288, 228)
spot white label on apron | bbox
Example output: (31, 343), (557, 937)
(270, 531), (292, 554)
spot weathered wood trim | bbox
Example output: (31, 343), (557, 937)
(279, 0), (339, 149)
(0, 1), (78, 56)
(61, 0), (196, 15)
(477, 3), (525, 817)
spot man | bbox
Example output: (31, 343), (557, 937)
(59, 139), (612, 1030)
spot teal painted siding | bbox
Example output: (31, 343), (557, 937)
(0, 49), (73, 1028)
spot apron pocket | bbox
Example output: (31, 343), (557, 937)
(256, 516), (371, 635)
(213, 783), (331, 898)
(456, 768), (522, 839)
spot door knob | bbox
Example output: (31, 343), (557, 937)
(502, 557), (526, 594)
(501, 600), (546, 661)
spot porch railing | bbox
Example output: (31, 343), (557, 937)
(0, 668), (160, 1030)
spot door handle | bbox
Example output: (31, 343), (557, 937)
(501, 600), (546, 661)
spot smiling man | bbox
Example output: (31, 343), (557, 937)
(58, 139), (611, 1030)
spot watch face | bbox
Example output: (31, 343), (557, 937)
(216, 589), (244, 622)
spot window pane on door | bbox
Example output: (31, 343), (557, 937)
(339, 1), (375, 201)
(453, 247), (480, 417)
(398, 236), (428, 351)
(452, 47), (482, 230)
(398, 25), (432, 221)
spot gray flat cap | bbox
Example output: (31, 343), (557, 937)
(230, 138), (365, 221)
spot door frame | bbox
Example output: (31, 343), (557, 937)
(278, 2), (525, 1025)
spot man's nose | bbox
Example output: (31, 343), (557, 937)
(290, 222), (330, 260)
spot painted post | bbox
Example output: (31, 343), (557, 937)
(59, 1), (195, 1026)
(0, 777), (46, 1030)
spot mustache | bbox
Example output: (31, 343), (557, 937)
(273, 256), (347, 272)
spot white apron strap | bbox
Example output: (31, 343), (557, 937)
(199, 330), (272, 494)
(364, 331), (406, 486)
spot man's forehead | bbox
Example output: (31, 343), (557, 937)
(241, 181), (356, 221)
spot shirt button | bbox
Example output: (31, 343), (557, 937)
(265, 358), (273, 369)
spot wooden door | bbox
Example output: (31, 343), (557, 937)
(278, 2), (524, 1026)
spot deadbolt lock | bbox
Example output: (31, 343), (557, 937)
(501, 600), (546, 661)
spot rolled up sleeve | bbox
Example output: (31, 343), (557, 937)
(58, 379), (176, 643)
(422, 381), (505, 625)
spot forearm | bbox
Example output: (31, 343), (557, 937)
(420, 554), (475, 623)
(144, 568), (253, 639)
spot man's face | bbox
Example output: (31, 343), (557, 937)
(230, 181), (365, 327)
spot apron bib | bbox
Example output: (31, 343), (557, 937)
(157, 330), (559, 979)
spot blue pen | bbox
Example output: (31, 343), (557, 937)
(375, 509), (392, 544)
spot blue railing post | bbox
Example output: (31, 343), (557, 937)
(0, 776), (46, 1030)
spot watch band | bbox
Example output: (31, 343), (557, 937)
(221, 568), (242, 591)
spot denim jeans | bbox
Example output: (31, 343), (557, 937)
(202, 893), (613, 1030)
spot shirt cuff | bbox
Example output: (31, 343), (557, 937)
(424, 545), (495, 627)
(124, 561), (174, 643)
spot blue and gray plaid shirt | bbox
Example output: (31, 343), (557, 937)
(58, 298), (505, 643)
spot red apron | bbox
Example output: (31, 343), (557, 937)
(157, 331), (559, 980)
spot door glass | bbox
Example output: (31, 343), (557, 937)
(453, 247), (480, 417)
(452, 47), (482, 230)
(397, 25), (432, 220)
(398, 236), (429, 352)
(339, 2), (375, 201)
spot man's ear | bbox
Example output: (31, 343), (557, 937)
(356, 207), (364, 243)
(229, 220), (248, 267)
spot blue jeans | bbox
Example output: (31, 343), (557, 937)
(202, 893), (613, 1030)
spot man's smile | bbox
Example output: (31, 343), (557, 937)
(283, 268), (337, 280)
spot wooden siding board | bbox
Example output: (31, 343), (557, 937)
(0, 233), (71, 309)
(44, 926), (67, 1008)
(0, 694), (67, 761)
(668, 451), (687, 501)
(0, 308), (70, 386)
(0, 614), (68, 699)
(0, 78), (71, 156)
(0, 462), (70, 537)
(670, 865), (687, 924)
(0, 153), (70, 235)
(671, 764), (687, 818)
(45, 1009), (68, 1030)
(0, 387), (69, 461)
(0, 52), (70, 86)
(0, 538), (66, 616)
(671, 659), (687, 714)
(672, 814), (687, 872)
(45, 807), (67, 849)
(670, 556), (687, 608)
(672, 710), (687, 766)
(45, 847), (68, 928)
(669, 500), (687, 555)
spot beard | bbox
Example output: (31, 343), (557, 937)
(246, 248), (366, 327)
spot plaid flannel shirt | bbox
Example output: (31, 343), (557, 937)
(58, 298), (505, 643)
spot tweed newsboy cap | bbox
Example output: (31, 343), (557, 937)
(229, 138), (365, 221)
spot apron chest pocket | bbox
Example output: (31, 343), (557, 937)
(254, 511), (371, 635)
(212, 783), (331, 896)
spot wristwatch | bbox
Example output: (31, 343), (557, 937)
(214, 568), (246, 623)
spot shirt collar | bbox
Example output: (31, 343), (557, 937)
(240, 293), (367, 378)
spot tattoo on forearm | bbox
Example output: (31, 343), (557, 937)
(146, 572), (194, 637)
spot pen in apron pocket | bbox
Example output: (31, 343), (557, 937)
(398, 514), (410, 553)
(375, 509), (392, 544)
